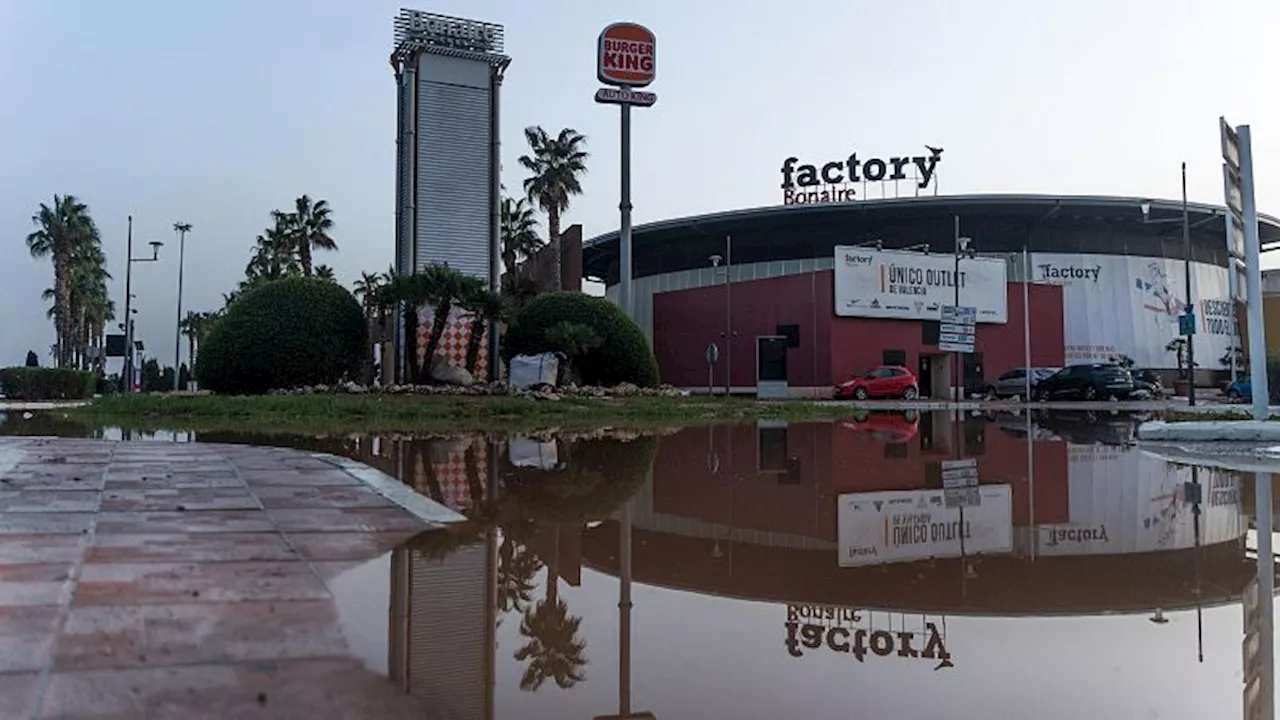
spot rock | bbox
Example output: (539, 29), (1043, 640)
(429, 354), (475, 387)
(613, 382), (640, 397)
(342, 381), (366, 394)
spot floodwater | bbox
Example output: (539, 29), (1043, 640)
(1, 408), (1276, 719)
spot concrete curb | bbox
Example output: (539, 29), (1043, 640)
(1137, 420), (1280, 442)
(0, 401), (90, 411)
(310, 452), (467, 526)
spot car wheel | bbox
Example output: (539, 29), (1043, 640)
(1228, 388), (1241, 400)
(903, 386), (918, 400)
(1083, 386), (1098, 401)
(853, 387), (869, 400)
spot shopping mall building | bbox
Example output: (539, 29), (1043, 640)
(582, 194), (1280, 397)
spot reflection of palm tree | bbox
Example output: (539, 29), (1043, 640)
(497, 533), (542, 614)
(514, 594), (587, 691)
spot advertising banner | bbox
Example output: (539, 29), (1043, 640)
(1034, 446), (1246, 556)
(1030, 253), (1237, 369)
(837, 485), (1013, 567)
(833, 248), (1008, 323)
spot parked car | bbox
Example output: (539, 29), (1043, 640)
(984, 367), (1059, 399)
(1033, 363), (1135, 401)
(1225, 377), (1251, 401)
(1130, 369), (1164, 399)
(835, 365), (919, 400)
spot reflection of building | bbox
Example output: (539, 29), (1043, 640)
(579, 419), (1255, 615)
(389, 537), (497, 717)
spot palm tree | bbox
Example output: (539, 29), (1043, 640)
(26, 195), (100, 367)
(519, 127), (588, 291)
(315, 264), (336, 281)
(500, 197), (543, 275)
(514, 595), (587, 691)
(352, 271), (382, 318)
(288, 195), (337, 276)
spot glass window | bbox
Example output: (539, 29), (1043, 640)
(1000, 370), (1023, 381)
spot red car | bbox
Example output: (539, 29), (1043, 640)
(835, 365), (920, 400)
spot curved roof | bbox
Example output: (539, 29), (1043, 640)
(582, 194), (1280, 285)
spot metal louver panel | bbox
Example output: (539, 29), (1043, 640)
(415, 54), (492, 281)
(407, 541), (489, 718)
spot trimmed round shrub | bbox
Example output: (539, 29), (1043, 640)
(196, 278), (366, 394)
(504, 293), (659, 388)
(503, 434), (659, 523)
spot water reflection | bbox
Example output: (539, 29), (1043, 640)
(3, 410), (1278, 717)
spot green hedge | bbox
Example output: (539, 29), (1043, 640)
(0, 367), (97, 400)
(504, 293), (659, 388)
(195, 277), (366, 395)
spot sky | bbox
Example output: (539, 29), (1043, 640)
(2, 0), (1279, 369)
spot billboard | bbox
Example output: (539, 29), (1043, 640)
(833, 248), (1008, 323)
(837, 485), (1014, 567)
(1031, 253), (1238, 368)
(597, 22), (656, 87)
(1034, 446), (1246, 556)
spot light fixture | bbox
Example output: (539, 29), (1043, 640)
(1140, 200), (1152, 218)
(709, 254), (723, 267)
(148, 240), (163, 260)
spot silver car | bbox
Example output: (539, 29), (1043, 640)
(985, 367), (1060, 399)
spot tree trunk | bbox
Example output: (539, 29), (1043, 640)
(421, 300), (452, 380)
(299, 240), (313, 277)
(403, 306), (420, 384)
(54, 254), (71, 368)
(464, 315), (486, 376)
(549, 207), (562, 292)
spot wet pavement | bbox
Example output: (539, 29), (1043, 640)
(1, 410), (1278, 718)
(0, 437), (439, 719)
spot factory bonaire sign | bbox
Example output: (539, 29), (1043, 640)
(837, 486), (1013, 567)
(784, 605), (953, 667)
(780, 147), (943, 205)
(833, 248), (1009, 324)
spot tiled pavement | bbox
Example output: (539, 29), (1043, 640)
(0, 438), (435, 719)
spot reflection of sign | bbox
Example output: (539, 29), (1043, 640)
(837, 486), (1013, 567)
(783, 605), (952, 666)
(1040, 456), (1246, 556)
(598, 23), (656, 87)
(834, 248), (1008, 323)
(780, 148), (942, 205)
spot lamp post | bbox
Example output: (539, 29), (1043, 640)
(1140, 180), (1198, 406)
(172, 222), (192, 391)
(122, 215), (162, 393)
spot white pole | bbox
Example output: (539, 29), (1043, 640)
(1239, 126), (1269, 420)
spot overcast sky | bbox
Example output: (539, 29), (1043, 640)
(2, 0), (1278, 369)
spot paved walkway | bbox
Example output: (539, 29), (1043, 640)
(0, 437), (450, 719)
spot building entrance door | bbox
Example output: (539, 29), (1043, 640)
(756, 335), (789, 399)
(917, 355), (934, 398)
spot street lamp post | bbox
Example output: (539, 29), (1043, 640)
(1181, 163), (1196, 406)
(172, 222), (192, 391)
(122, 215), (162, 393)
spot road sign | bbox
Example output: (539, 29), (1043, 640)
(1178, 312), (1196, 336)
(594, 87), (657, 106)
(939, 305), (976, 353)
(597, 23), (656, 87)
(1221, 117), (1241, 171)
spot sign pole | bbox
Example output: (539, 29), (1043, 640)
(619, 102), (633, 321)
(1239, 126), (1268, 420)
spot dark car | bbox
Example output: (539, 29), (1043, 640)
(1034, 363), (1134, 401)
